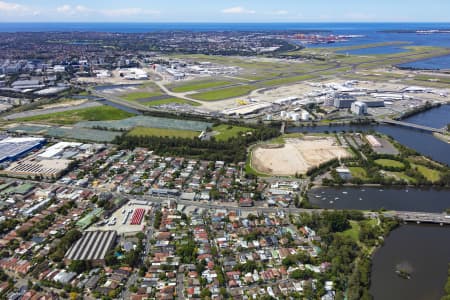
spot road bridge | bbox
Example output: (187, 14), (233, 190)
(377, 119), (447, 134)
(386, 211), (450, 225)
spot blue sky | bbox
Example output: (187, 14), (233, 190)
(0, 0), (450, 22)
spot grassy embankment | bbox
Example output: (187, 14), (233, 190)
(170, 80), (233, 93)
(212, 124), (254, 141)
(16, 106), (134, 125)
(143, 98), (200, 107)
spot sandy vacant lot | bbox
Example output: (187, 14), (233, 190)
(251, 136), (351, 176)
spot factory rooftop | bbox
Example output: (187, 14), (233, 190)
(0, 137), (46, 163)
(64, 230), (117, 264)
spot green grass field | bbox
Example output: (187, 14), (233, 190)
(127, 126), (199, 139)
(16, 106), (135, 125)
(341, 220), (361, 241)
(349, 167), (369, 180)
(122, 91), (163, 101)
(413, 164), (441, 182)
(212, 124), (254, 141)
(374, 159), (405, 169)
(144, 98), (201, 107)
(387, 171), (416, 183)
(170, 80), (232, 93)
(190, 85), (255, 101)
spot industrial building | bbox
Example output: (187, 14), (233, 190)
(222, 102), (272, 116)
(362, 100), (385, 107)
(333, 94), (356, 108)
(64, 230), (117, 266)
(351, 101), (368, 115)
(0, 137), (46, 163)
(366, 135), (382, 148)
(2, 158), (72, 179)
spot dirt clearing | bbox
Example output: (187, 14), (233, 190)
(251, 136), (351, 176)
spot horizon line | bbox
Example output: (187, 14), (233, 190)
(1, 21), (450, 24)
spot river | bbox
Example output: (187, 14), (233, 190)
(308, 187), (450, 213)
(370, 224), (450, 300)
(298, 106), (450, 298)
(403, 104), (450, 129)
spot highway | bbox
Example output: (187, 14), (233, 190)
(89, 87), (152, 113)
(11, 178), (450, 224)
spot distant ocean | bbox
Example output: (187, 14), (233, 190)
(1, 22), (450, 68)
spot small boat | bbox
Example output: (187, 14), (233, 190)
(359, 197), (363, 201)
(379, 189), (384, 192)
(334, 197), (340, 200)
(329, 201), (334, 204)
(342, 191), (348, 194)
(361, 189), (365, 192)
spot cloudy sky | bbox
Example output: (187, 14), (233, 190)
(0, 0), (449, 22)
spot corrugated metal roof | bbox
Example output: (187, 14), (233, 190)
(65, 230), (116, 261)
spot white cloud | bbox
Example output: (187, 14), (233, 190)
(74, 5), (91, 13)
(56, 4), (92, 15)
(272, 10), (289, 15)
(56, 5), (159, 18)
(0, 1), (37, 16)
(56, 4), (71, 14)
(221, 6), (255, 14)
(101, 8), (160, 17)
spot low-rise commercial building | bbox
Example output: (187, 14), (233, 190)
(65, 230), (117, 266)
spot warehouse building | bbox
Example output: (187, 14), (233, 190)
(0, 137), (46, 163)
(333, 94), (356, 108)
(2, 158), (71, 179)
(65, 230), (117, 266)
(351, 101), (368, 116)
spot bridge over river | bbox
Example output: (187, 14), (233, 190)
(377, 118), (447, 134)
(385, 211), (450, 225)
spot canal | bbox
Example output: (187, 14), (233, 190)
(370, 224), (450, 300)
